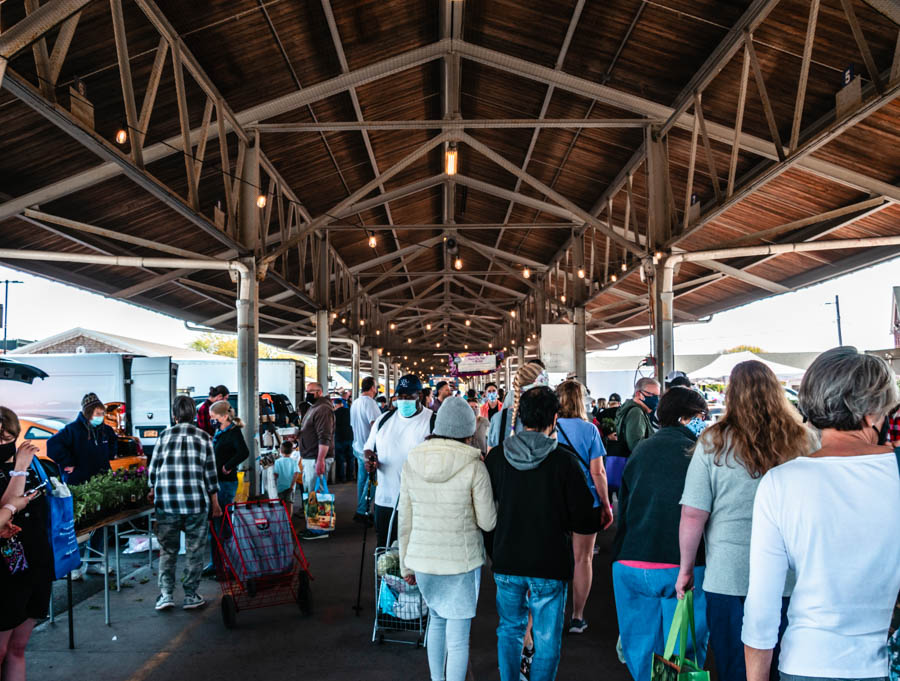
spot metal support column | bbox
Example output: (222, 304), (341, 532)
(647, 126), (673, 383)
(316, 309), (329, 392)
(351, 336), (360, 399)
(370, 347), (381, 391)
(237, 139), (260, 494)
(505, 356), (512, 391)
(574, 306), (587, 385)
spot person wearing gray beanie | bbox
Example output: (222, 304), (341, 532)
(432, 396), (476, 440)
(398, 396), (497, 681)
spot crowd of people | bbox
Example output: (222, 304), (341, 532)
(1, 345), (898, 681)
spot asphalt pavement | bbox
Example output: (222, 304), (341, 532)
(28, 482), (632, 681)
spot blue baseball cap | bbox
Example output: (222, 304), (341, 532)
(396, 374), (423, 396)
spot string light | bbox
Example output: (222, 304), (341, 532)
(655, 251), (663, 260)
(445, 142), (458, 176)
(577, 268), (585, 279)
(426, 323), (432, 331)
(368, 235), (377, 248)
(454, 257), (463, 270)
(510, 310), (516, 318)
(621, 262), (627, 272)
(610, 274), (618, 282)
(340, 317), (346, 324)
(256, 194), (267, 208)
(115, 129), (128, 145)
(465, 319), (471, 326)
(403, 355), (408, 360)
(375, 329), (381, 336)
(407, 337), (412, 344)
(488, 343), (493, 349)
(436, 342), (441, 348)
(560, 294), (566, 303)
(464, 344), (468, 349)
(522, 267), (531, 279)
(389, 322), (396, 330)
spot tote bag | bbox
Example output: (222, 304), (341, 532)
(302, 475), (335, 532)
(651, 590), (710, 681)
(31, 461), (81, 580)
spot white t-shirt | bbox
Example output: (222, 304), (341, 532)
(742, 452), (900, 678)
(364, 407), (433, 508)
(350, 394), (382, 454)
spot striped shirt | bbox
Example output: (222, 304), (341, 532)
(148, 423), (219, 515)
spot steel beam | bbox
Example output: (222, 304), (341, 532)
(251, 118), (655, 132)
(0, 0), (94, 60)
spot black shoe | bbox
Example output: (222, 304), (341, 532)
(520, 644), (534, 680)
(568, 617), (588, 633)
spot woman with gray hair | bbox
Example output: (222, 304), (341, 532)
(742, 346), (900, 681)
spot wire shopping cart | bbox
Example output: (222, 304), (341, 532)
(212, 499), (313, 628)
(371, 506), (427, 646)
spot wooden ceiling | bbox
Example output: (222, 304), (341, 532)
(0, 0), (898, 362)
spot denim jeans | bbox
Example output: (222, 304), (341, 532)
(156, 510), (207, 596)
(208, 480), (239, 566)
(612, 562), (709, 681)
(334, 440), (354, 482)
(494, 572), (567, 681)
(356, 457), (374, 516)
(426, 614), (472, 681)
(706, 591), (789, 681)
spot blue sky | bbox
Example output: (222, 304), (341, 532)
(1, 257), (897, 355)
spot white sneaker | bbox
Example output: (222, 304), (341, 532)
(70, 567), (85, 581)
(86, 563), (114, 576)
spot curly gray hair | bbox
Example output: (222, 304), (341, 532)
(798, 346), (898, 431)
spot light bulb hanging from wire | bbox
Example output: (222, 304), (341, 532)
(465, 319), (471, 326)
(522, 267), (531, 279)
(621, 262), (627, 272)
(577, 267), (585, 279)
(256, 194), (267, 208)
(445, 142), (458, 176)
(454, 257), (463, 270)
(115, 128), (128, 145)
(368, 235), (377, 248)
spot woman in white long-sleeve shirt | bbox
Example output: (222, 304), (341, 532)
(742, 346), (900, 681)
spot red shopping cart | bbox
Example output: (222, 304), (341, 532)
(211, 499), (313, 628)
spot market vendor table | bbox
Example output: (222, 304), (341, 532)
(48, 506), (154, 649)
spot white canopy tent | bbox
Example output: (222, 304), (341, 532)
(688, 351), (806, 382)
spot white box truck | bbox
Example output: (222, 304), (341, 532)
(1, 353), (177, 452)
(176, 358), (305, 408)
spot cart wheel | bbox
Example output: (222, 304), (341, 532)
(246, 579), (257, 598)
(377, 633), (384, 645)
(296, 571), (313, 615)
(221, 596), (237, 629)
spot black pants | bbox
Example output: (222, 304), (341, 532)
(373, 503), (398, 549)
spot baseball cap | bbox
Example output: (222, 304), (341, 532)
(396, 374), (423, 396)
(665, 370), (687, 382)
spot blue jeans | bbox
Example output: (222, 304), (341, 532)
(355, 452), (374, 516)
(426, 614), (472, 681)
(494, 573), (567, 681)
(208, 480), (239, 566)
(706, 591), (789, 681)
(612, 563), (709, 681)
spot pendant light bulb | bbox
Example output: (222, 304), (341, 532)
(510, 310), (516, 318)
(454, 257), (463, 270)
(426, 323), (432, 331)
(368, 235), (377, 248)
(522, 267), (531, 279)
(560, 294), (566, 304)
(621, 262), (627, 272)
(256, 194), (267, 208)
(577, 268), (585, 279)
(445, 143), (458, 176)
(465, 319), (471, 326)
(115, 129), (128, 145)
(610, 274), (618, 282)
(389, 322), (396, 330)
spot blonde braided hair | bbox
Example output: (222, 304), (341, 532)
(510, 362), (545, 432)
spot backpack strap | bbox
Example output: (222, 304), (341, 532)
(556, 422), (591, 471)
(429, 411), (437, 433)
(498, 408), (509, 445)
(372, 409), (396, 453)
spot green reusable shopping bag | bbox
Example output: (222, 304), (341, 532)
(650, 591), (710, 681)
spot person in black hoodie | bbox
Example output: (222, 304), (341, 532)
(484, 386), (595, 681)
(610, 386), (710, 681)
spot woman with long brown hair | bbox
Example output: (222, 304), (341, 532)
(675, 360), (815, 681)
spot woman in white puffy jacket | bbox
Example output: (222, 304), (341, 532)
(399, 396), (497, 681)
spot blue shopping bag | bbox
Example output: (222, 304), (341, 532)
(31, 461), (81, 579)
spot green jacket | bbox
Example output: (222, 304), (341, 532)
(614, 399), (655, 453)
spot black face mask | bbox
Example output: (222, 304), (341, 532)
(0, 441), (16, 463)
(305, 392), (317, 404)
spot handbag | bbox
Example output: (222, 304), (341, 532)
(31, 461), (81, 580)
(650, 590), (710, 681)
(302, 475), (335, 532)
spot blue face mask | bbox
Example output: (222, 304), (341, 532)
(90, 416), (104, 427)
(485, 392), (498, 403)
(396, 399), (417, 418)
(642, 393), (659, 411)
(686, 416), (707, 436)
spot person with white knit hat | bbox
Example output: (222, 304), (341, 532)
(398, 395), (497, 681)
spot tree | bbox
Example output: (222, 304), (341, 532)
(188, 333), (297, 359)
(723, 344), (765, 354)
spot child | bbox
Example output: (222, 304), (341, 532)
(273, 441), (300, 515)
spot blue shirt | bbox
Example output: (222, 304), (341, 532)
(556, 417), (606, 507)
(273, 456), (298, 493)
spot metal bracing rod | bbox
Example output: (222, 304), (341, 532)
(334, 175), (444, 222)
(328, 222), (579, 231)
(349, 235), (445, 274)
(250, 118), (656, 132)
(264, 132), (452, 266)
(456, 273), (527, 299)
(453, 235), (547, 272)
(458, 132), (641, 257)
(370, 275), (442, 301)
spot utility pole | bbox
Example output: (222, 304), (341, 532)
(1, 280), (24, 354)
(834, 294), (843, 346)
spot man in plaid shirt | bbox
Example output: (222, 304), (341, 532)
(148, 395), (222, 612)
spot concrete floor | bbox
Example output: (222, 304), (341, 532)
(28, 483), (632, 681)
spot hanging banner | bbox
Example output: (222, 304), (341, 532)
(540, 324), (575, 373)
(449, 352), (501, 377)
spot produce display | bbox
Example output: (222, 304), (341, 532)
(71, 467), (149, 530)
